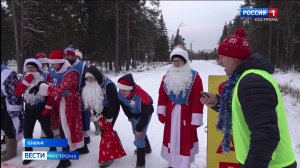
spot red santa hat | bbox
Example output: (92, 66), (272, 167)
(170, 47), (189, 63)
(24, 58), (42, 72)
(117, 79), (133, 90)
(218, 28), (251, 60)
(35, 52), (48, 64)
(117, 73), (152, 105)
(48, 50), (66, 64)
(117, 74), (135, 91)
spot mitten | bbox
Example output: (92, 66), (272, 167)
(24, 74), (34, 84)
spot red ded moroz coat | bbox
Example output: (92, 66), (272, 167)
(157, 70), (204, 168)
(38, 61), (84, 151)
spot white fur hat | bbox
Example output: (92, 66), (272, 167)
(24, 58), (42, 72)
(170, 47), (189, 62)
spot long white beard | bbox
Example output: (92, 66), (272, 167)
(164, 64), (193, 98)
(82, 81), (104, 114)
(24, 72), (45, 105)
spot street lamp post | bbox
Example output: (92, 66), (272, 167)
(174, 22), (186, 47)
(176, 22), (185, 36)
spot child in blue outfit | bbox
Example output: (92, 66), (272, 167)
(117, 73), (153, 168)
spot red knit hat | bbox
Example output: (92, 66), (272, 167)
(48, 50), (65, 64)
(35, 52), (48, 64)
(218, 28), (251, 60)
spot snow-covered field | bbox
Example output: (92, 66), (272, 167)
(273, 70), (300, 90)
(2, 60), (299, 168)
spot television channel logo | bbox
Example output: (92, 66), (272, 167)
(240, 8), (278, 22)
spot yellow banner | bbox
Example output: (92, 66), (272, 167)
(207, 75), (239, 168)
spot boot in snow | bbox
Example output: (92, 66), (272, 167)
(75, 144), (89, 155)
(136, 148), (145, 168)
(22, 147), (33, 165)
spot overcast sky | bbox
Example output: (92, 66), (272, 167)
(159, 1), (244, 52)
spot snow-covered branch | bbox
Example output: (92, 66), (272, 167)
(24, 26), (45, 33)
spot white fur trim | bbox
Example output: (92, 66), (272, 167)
(38, 83), (49, 96)
(117, 82), (133, 90)
(1, 69), (13, 96)
(170, 48), (189, 62)
(37, 58), (48, 64)
(85, 72), (95, 79)
(75, 51), (82, 58)
(57, 61), (71, 74)
(161, 141), (199, 168)
(24, 58), (43, 71)
(48, 59), (65, 64)
(160, 104), (200, 167)
(170, 105), (181, 154)
(22, 80), (30, 86)
(157, 105), (166, 116)
(60, 98), (84, 151)
(45, 105), (53, 110)
(191, 113), (203, 126)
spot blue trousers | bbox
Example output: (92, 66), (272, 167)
(82, 108), (90, 133)
(131, 116), (151, 148)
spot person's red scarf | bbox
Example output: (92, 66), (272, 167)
(126, 84), (152, 105)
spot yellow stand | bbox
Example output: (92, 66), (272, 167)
(207, 75), (239, 168)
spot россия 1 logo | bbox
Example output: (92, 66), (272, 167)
(240, 8), (278, 22)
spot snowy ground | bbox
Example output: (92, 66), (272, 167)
(273, 69), (300, 90)
(2, 60), (300, 168)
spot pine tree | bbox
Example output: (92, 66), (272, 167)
(219, 24), (229, 44)
(173, 30), (185, 48)
(1, 3), (14, 64)
(154, 14), (169, 62)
